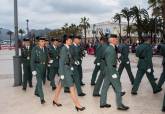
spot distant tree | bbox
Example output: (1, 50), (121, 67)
(79, 17), (90, 44)
(19, 29), (25, 39)
(121, 7), (133, 43)
(113, 13), (122, 42)
(130, 6), (149, 41)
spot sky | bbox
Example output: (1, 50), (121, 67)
(0, 0), (150, 31)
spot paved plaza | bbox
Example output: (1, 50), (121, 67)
(0, 50), (165, 114)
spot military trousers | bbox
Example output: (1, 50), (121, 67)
(35, 65), (45, 100)
(22, 63), (32, 89)
(93, 63), (105, 95)
(100, 72), (122, 107)
(91, 64), (100, 84)
(118, 61), (134, 84)
(158, 65), (165, 88)
(49, 66), (58, 88)
(132, 69), (159, 93)
(78, 64), (83, 84)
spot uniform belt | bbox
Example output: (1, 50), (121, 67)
(35, 61), (46, 64)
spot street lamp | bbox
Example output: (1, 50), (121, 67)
(26, 19), (29, 36)
(13, 0), (22, 86)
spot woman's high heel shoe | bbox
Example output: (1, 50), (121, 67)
(53, 101), (62, 107)
(75, 106), (85, 111)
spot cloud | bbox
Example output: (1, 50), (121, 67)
(0, 0), (149, 30)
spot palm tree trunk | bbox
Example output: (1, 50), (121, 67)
(84, 28), (87, 45)
(162, 2), (165, 40)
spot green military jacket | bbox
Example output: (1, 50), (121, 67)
(136, 43), (153, 70)
(21, 45), (33, 64)
(30, 46), (48, 71)
(70, 44), (81, 63)
(159, 43), (165, 65)
(94, 44), (102, 64)
(119, 44), (129, 62)
(58, 45), (73, 76)
(49, 45), (59, 68)
(104, 44), (118, 76)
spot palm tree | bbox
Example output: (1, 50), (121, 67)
(79, 17), (90, 44)
(7, 31), (13, 48)
(121, 7), (133, 43)
(148, 0), (165, 41)
(113, 13), (122, 39)
(19, 29), (25, 39)
(130, 6), (149, 41)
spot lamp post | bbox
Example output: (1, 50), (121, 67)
(13, 0), (22, 86)
(26, 19), (29, 36)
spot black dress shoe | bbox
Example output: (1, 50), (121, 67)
(131, 91), (137, 95)
(53, 101), (62, 107)
(41, 99), (46, 104)
(91, 83), (95, 86)
(78, 93), (86, 96)
(35, 93), (40, 97)
(100, 104), (111, 108)
(93, 94), (100, 97)
(117, 104), (129, 110)
(75, 106), (85, 111)
(154, 78), (158, 81)
(121, 92), (126, 96)
(52, 86), (56, 91)
(81, 83), (85, 86)
(162, 106), (165, 112)
(29, 85), (33, 88)
(153, 88), (162, 94)
(22, 88), (26, 91)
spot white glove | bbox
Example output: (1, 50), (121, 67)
(60, 75), (64, 80)
(71, 67), (74, 71)
(49, 60), (53, 64)
(97, 63), (100, 66)
(75, 61), (80, 65)
(32, 71), (37, 76)
(48, 64), (51, 67)
(126, 61), (130, 64)
(147, 68), (151, 73)
(112, 74), (118, 79)
(27, 57), (30, 60)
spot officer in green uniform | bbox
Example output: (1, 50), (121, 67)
(93, 37), (108, 96)
(70, 35), (86, 96)
(157, 42), (165, 112)
(31, 37), (48, 104)
(48, 38), (59, 91)
(43, 38), (49, 84)
(131, 36), (162, 95)
(100, 34), (129, 110)
(91, 38), (104, 85)
(118, 37), (134, 85)
(78, 45), (86, 86)
(21, 38), (33, 91)
(157, 42), (165, 89)
(53, 35), (85, 111)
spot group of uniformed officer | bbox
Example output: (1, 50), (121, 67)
(21, 33), (165, 112)
(91, 34), (165, 111)
(21, 34), (86, 111)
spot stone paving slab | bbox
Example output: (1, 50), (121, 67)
(0, 53), (165, 114)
